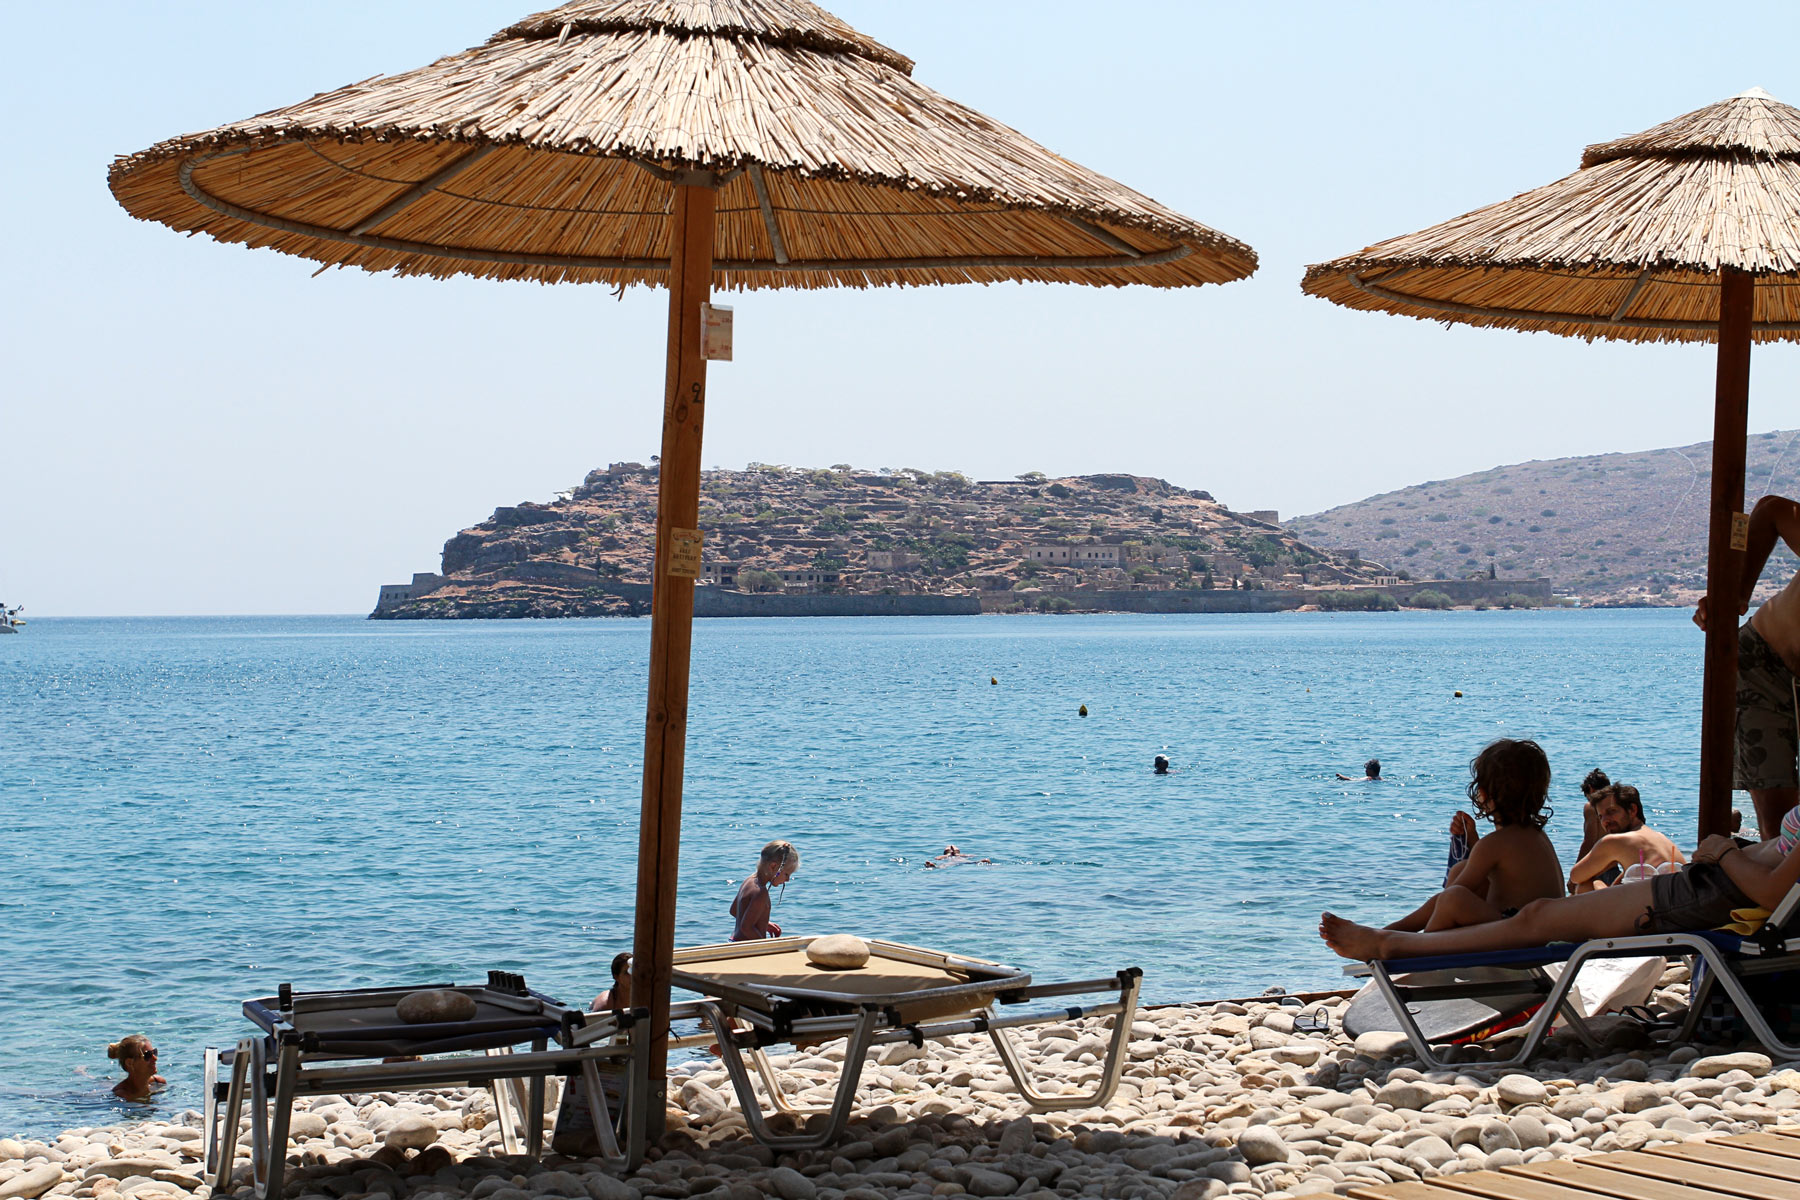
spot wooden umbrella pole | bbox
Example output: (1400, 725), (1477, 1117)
(1698, 267), (1755, 840)
(631, 178), (717, 1141)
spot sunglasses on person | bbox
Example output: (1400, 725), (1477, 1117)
(133, 1048), (159, 1061)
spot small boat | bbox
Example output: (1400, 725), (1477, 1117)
(0, 603), (23, 633)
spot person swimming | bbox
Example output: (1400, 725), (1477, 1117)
(925, 844), (991, 868)
(107, 1035), (164, 1102)
(1336, 758), (1381, 782)
(591, 951), (631, 1012)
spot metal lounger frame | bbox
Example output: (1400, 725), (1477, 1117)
(1674, 884), (1800, 1056)
(205, 1012), (642, 1198)
(1362, 919), (1800, 1072)
(655, 969), (1142, 1151)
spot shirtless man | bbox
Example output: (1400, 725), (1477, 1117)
(1567, 784), (1686, 892)
(1386, 739), (1565, 934)
(1575, 768), (1613, 861)
(1337, 759), (1381, 782)
(1695, 493), (1800, 838)
(730, 840), (798, 941)
(1323, 828), (1800, 963)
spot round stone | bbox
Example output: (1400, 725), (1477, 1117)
(806, 935), (871, 970)
(1236, 1126), (1290, 1166)
(383, 1116), (439, 1150)
(1496, 1075), (1548, 1107)
(396, 990), (477, 1025)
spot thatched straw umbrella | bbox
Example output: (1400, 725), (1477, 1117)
(1303, 87), (1800, 843)
(110, 0), (1255, 1134)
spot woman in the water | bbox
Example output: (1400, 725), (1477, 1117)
(107, 1034), (165, 1101)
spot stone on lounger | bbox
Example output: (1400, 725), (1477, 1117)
(396, 989), (477, 1025)
(806, 935), (871, 970)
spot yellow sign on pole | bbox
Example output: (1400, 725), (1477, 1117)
(701, 303), (733, 361)
(1731, 512), (1750, 551)
(667, 528), (704, 578)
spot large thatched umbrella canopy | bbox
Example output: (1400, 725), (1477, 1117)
(110, 0), (1254, 1147)
(107, 0), (1254, 288)
(1303, 88), (1800, 841)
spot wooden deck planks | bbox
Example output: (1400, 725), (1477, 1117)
(1705, 1130), (1800, 1160)
(1427, 1169), (1669, 1200)
(1347, 1129), (1800, 1200)
(1507, 1158), (1747, 1200)
(1346, 1183), (1466, 1200)
(1646, 1139), (1800, 1181)
(1572, 1149), (1800, 1200)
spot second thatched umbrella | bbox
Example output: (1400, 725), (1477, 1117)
(1304, 87), (1800, 843)
(110, 0), (1255, 1131)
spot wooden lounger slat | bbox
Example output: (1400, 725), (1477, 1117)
(1506, 1159), (1746, 1200)
(1346, 1183), (1471, 1200)
(1428, 1170), (1648, 1200)
(1648, 1139), (1800, 1181)
(1589, 1149), (1800, 1200)
(1715, 1131), (1800, 1160)
(1345, 1131), (1800, 1200)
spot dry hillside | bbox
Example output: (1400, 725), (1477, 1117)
(1289, 430), (1800, 604)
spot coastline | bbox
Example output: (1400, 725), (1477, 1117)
(9, 975), (1798, 1200)
(369, 580), (1559, 621)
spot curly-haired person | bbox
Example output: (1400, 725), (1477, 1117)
(1390, 738), (1567, 935)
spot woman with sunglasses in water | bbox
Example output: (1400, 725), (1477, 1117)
(107, 1034), (165, 1101)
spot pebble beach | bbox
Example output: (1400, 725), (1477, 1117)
(7, 966), (1798, 1200)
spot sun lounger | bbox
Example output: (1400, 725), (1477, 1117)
(572, 936), (1141, 1153)
(203, 973), (643, 1198)
(1346, 880), (1800, 1070)
(1672, 879), (1800, 1056)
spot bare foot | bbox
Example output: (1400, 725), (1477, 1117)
(1319, 912), (1390, 960)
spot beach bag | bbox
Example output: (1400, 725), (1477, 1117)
(1543, 955), (1665, 1021)
(1693, 967), (1800, 1045)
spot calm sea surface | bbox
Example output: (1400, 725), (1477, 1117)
(0, 610), (1709, 1138)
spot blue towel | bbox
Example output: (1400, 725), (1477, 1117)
(1445, 831), (1472, 887)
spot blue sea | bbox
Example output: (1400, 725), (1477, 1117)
(0, 610), (1709, 1139)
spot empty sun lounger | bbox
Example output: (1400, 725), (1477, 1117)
(1347, 880), (1800, 1071)
(572, 936), (1141, 1153)
(203, 973), (644, 1198)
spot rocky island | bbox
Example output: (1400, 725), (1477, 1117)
(372, 464), (1551, 620)
(378, 467), (1365, 620)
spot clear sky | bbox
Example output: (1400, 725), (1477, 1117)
(7, 1), (1800, 615)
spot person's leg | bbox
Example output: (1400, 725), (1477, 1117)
(1751, 787), (1800, 841)
(1735, 626), (1797, 839)
(1385, 891), (1441, 932)
(1321, 883), (1651, 962)
(1421, 885), (1505, 932)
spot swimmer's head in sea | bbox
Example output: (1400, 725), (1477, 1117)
(107, 1034), (163, 1102)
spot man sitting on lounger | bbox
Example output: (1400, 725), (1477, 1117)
(1395, 738), (1566, 934)
(1567, 784), (1686, 892)
(1322, 821), (1800, 962)
(1575, 767), (1613, 860)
